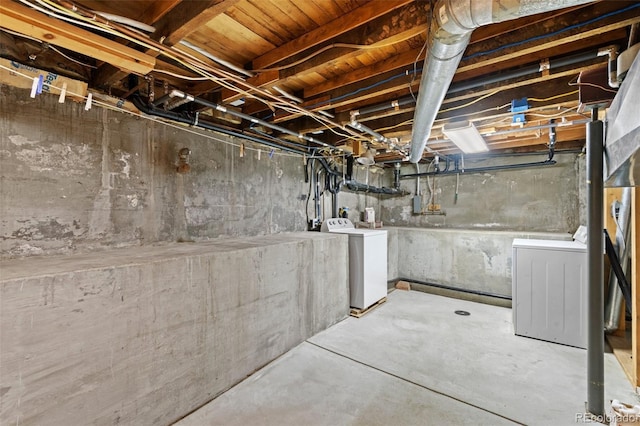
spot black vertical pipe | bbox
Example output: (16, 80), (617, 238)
(586, 108), (604, 416)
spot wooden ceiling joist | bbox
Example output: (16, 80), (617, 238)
(153, 0), (243, 46)
(251, 0), (414, 70)
(0, 1), (155, 75)
(92, 0), (241, 89)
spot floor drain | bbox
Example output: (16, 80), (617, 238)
(454, 310), (470, 316)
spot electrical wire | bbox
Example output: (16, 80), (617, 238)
(1, 28), (97, 69)
(16, 0), (408, 153)
(568, 80), (618, 94)
(527, 107), (578, 118)
(306, 69), (417, 110)
(438, 89), (502, 113)
(425, 158), (436, 207)
(302, 2), (637, 116)
(151, 69), (213, 81)
(30, 0), (363, 142)
(249, 30), (424, 73)
(463, 2), (640, 61)
(409, 0), (433, 101)
(0, 63), (303, 158)
(49, 45), (97, 69)
(375, 119), (414, 133)
(437, 89), (579, 116)
(17, 0), (122, 37)
(528, 90), (579, 102)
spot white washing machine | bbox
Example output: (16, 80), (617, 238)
(321, 218), (387, 309)
(512, 238), (587, 348)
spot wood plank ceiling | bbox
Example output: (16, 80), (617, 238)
(1, 0), (639, 163)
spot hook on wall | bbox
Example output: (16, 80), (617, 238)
(177, 147), (191, 174)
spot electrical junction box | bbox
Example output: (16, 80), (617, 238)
(412, 195), (422, 214)
(511, 97), (529, 125)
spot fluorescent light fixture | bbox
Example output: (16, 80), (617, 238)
(442, 120), (489, 153)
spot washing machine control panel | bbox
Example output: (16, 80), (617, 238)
(320, 218), (355, 232)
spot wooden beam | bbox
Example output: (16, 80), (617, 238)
(301, 3), (592, 99)
(304, 48), (424, 98)
(274, 59), (601, 128)
(436, 64), (605, 120)
(137, 0), (182, 25)
(292, 16), (623, 107)
(0, 1), (155, 75)
(470, 5), (589, 44)
(218, 70), (280, 102)
(279, 5), (429, 80)
(93, 0), (240, 88)
(290, 6), (626, 111)
(152, 0), (242, 46)
(251, 0), (414, 70)
(454, 28), (627, 83)
(457, 4), (640, 77)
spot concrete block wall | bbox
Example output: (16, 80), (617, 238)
(389, 227), (571, 297)
(0, 232), (348, 425)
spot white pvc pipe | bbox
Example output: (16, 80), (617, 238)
(179, 40), (254, 78)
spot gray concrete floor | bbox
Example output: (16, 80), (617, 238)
(175, 290), (638, 426)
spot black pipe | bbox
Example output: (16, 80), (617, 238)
(344, 181), (408, 195)
(310, 154), (407, 196)
(377, 149), (584, 164)
(247, 124), (312, 150)
(397, 278), (511, 301)
(151, 92), (173, 107)
(346, 155), (354, 181)
(185, 94), (332, 149)
(353, 48), (602, 118)
(400, 159), (556, 178)
(604, 229), (632, 314)
(355, 96), (416, 117)
(327, 172), (340, 218)
(449, 50), (599, 94)
(315, 168), (322, 221)
(586, 108), (604, 417)
(393, 166), (401, 189)
(132, 96), (308, 155)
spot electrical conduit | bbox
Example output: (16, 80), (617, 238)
(409, 0), (596, 163)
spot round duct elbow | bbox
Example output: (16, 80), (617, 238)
(436, 0), (493, 36)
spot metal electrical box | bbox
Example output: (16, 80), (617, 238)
(512, 238), (587, 348)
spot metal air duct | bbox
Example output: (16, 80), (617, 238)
(409, 0), (596, 163)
